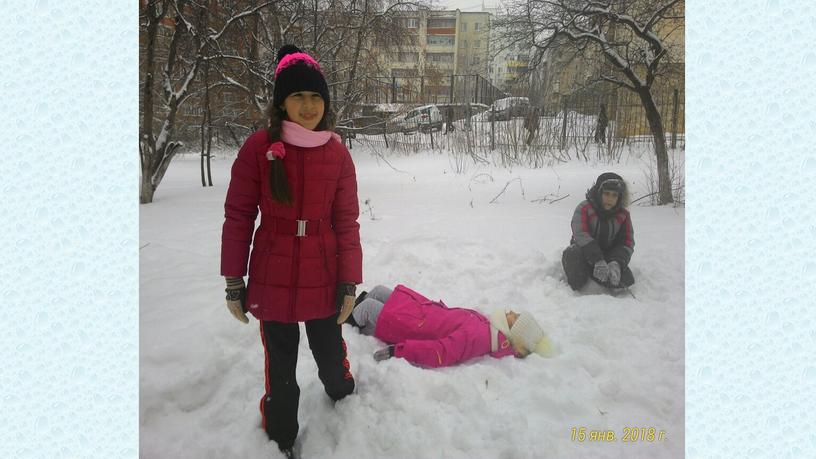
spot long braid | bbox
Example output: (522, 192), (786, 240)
(263, 101), (338, 205)
(265, 105), (292, 204)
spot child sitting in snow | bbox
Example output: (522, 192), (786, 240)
(343, 284), (553, 368)
(562, 172), (636, 291)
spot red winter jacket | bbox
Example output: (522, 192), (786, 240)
(220, 130), (363, 322)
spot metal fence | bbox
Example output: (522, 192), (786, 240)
(360, 74), (508, 106)
(349, 85), (684, 164)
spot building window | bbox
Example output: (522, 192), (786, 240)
(391, 68), (418, 77)
(427, 35), (455, 46)
(475, 22), (480, 31)
(474, 40), (480, 48)
(184, 104), (203, 117)
(397, 52), (419, 63)
(460, 22), (467, 32)
(427, 18), (456, 28)
(427, 52), (454, 63)
(401, 18), (418, 28)
(429, 18), (456, 28)
(472, 56), (480, 65)
(460, 39), (468, 48)
(223, 93), (235, 103)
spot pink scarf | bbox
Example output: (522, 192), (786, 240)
(267, 121), (341, 160)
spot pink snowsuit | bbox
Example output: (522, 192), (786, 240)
(374, 285), (515, 368)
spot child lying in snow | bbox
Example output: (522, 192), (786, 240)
(344, 284), (553, 368)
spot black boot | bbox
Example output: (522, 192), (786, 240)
(354, 290), (368, 306)
(279, 446), (297, 459)
(344, 291), (368, 327)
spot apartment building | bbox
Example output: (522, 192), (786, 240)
(488, 39), (533, 94)
(455, 12), (490, 77)
(380, 9), (490, 96)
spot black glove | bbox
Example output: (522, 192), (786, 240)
(335, 282), (356, 325)
(225, 277), (249, 324)
(373, 345), (395, 362)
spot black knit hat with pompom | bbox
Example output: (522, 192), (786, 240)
(272, 44), (330, 115)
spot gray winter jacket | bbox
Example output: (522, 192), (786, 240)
(569, 199), (635, 267)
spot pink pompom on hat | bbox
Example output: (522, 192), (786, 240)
(275, 52), (323, 78)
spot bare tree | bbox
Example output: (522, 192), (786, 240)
(195, 0), (420, 121)
(140, 0), (423, 203)
(497, 0), (683, 204)
(314, 0), (423, 120)
(139, 0), (273, 204)
(201, 0), (307, 116)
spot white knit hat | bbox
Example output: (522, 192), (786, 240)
(509, 312), (553, 357)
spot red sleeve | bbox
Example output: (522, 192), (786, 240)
(608, 210), (635, 266)
(220, 134), (262, 277)
(570, 201), (603, 264)
(331, 143), (363, 284)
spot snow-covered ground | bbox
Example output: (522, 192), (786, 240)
(140, 143), (684, 458)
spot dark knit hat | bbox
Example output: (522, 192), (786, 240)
(595, 172), (624, 194)
(587, 172), (628, 214)
(273, 45), (330, 114)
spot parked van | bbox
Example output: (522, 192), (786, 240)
(391, 104), (444, 133)
(486, 97), (531, 121)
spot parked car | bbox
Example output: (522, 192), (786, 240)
(356, 116), (389, 135)
(434, 103), (489, 122)
(486, 97), (531, 121)
(390, 104), (444, 133)
(451, 109), (493, 131)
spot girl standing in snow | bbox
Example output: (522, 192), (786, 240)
(561, 172), (635, 291)
(345, 284), (553, 367)
(220, 45), (362, 457)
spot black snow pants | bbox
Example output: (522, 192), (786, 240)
(561, 243), (635, 291)
(259, 313), (354, 450)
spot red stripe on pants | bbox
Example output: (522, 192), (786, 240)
(259, 321), (270, 429)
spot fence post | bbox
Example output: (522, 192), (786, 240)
(671, 88), (679, 149)
(475, 76), (480, 104)
(490, 105), (496, 150)
(449, 74), (455, 104)
(420, 76), (425, 103)
(606, 97), (613, 151)
(609, 88), (618, 143)
(560, 95), (568, 149)
(391, 77), (397, 103)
